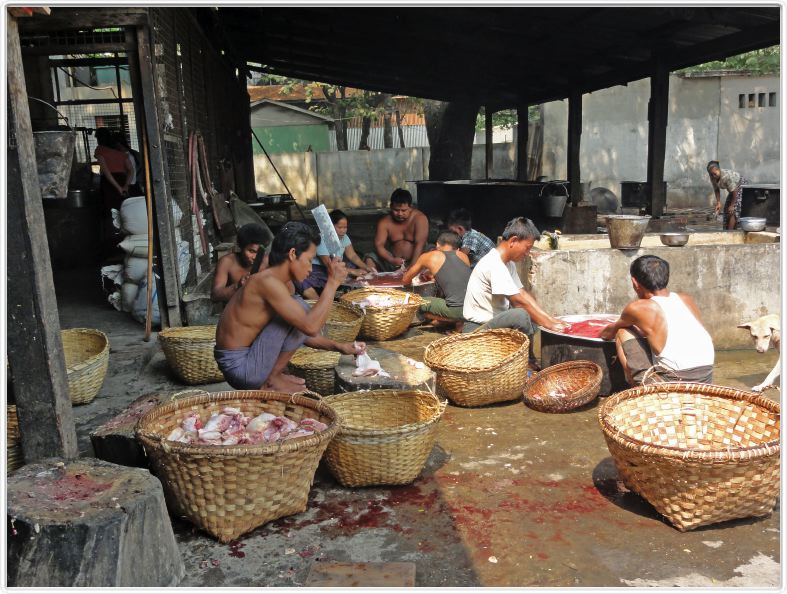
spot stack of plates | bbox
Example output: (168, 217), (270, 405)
(7, 405), (23, 473)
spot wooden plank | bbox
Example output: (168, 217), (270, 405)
(567, 89), (582, 206)
(516, 104), (529, 181)
(134, 25), (182, 327)
(646, 59), (669, 218)
(6, 17), (78, 461)
(17, 7), (147, 32)
(305, 562), (416, 588)
(485, 108), (493, 180)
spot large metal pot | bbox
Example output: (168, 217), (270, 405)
(606, 215), (651, 249)
(659, 231), (690, 247)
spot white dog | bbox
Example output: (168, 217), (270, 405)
(738, 314), (781, 392)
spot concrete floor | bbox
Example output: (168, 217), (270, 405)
(52, 266), (780, 588)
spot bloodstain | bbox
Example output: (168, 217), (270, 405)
(536, 552), (549, 560)
(524, 531), (540, 540)
(547, 530), (569, 544)
(562, 318), (616, 339)
(228, 540), (246, 558)
(46, 473), (113, 502)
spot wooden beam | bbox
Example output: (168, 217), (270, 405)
(6, 16), (78, 461)
(17, 7), (147, 32)
(134, 25), (182, 327)
(646, 59), (669, 218)
(516, 104), (529, 181)
(567, 89), (582, 206)
(485, 108), (494, 180)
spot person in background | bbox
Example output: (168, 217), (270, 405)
(402, 230), (472, 327)
(211, 223), (271, 303)
(463, 217), (568, 369)
(297, 209), (375, 300)
(214, 222), (365, 393)
(94, 127), (133, 211)
(600, 255), (714, 386)
(446, 208), (495, 267)
(114, 133), (143, 196)
(364, 188), (429, 272)
(707, 160), (748, 230)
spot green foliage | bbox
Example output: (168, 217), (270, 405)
(475, 106), (541, 131)
(679, 45), (779, 75)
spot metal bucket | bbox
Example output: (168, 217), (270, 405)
(33, 131), (76, 199)
(540, 181), (569, 217)
(606, 215), (651, 249)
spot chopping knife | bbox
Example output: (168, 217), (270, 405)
(311, 204), (343, 257)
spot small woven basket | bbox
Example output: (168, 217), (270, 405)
(7, 405), (23, 473)
(287, 347), (340, 395)
(599, 383), (780, 531)
(158, 325), (225, 385)
(523, 360), (602, 413)
(323, 390), (446, 487)
(61, 328), (110, 405)
(340, 288), (424, 341)
(135, 390), (340, 542)
(423, 328), (530, 406)
(305, 300), (365, 342)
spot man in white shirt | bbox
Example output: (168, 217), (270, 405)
(463, 217), (568, 366)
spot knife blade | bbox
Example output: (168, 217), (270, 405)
(311, 204), (342, 257)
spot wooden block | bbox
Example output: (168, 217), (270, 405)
(305, 562), (416, 587)
(7, 457), (184, 587)
(335, 346), (435, 393)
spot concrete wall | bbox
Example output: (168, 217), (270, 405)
(542, 74), (780, 209)
(521, 240), (780, 349)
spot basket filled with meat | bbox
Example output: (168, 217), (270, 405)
(340, 287), (424, 341)
(135, 390), (340, 542)
(305, 300), (365, 342)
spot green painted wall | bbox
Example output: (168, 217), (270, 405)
(252, 125), (330, 154)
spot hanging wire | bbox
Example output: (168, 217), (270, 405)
(57, 66), (119, 99)
(27, 96), (73, 130)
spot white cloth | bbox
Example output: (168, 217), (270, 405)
(650, 292), (715, 371)
(463, 248), (523, 324)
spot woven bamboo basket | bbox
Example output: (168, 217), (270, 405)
(287, 347), (340, 395)
(61, 328), (109, 405)
(158, 325), (225, 385)
(305, 300), (365, 342)
(599, 383), (780, 531)
(523, 360), (602, 413)
(7, 405), (23, 473)
(423, 328), (530, 406)
(323, 390), (446, 487)
(340, 288), (424, 341)
(135, 390), (340, 542)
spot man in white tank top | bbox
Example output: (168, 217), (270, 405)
(600, 255), (715, 385)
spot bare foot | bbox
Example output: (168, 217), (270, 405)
(281, 373), (306, 385)
(264, 373), (306, 394)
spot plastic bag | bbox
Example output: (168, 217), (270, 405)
(131, 270), (160, 326)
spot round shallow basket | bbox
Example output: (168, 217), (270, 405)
(323, 390), (446, 487)
(61, 328), (109, 405)
(340, 288), (424, 341)
(7, 405), (23, 473)
(423, 328), (530, 406)
(287, 347), (340, 395)
(305, 300), (365, 342)
(135, 390), (340, 542)
(599, 383), (780, 531)
(158, 325), (225, 385)
(523, 360), (602, 413)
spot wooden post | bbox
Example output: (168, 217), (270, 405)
(6, 17), (78, 461)
(516, 104), (529, 181)
(485, 108), (493, 179)
(646, 59), (669, 218)
(567, 89), (582, 206)
(133, 25), (182, 326)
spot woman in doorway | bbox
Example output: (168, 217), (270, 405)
(94, 127), (133, 211)
(707, 160), (747, 230)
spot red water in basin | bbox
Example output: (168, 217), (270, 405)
(563, 319), (615, 339)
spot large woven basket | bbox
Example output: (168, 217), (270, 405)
(340, 288), (424, 341)
(7, 405), (23, 473)
(305, 300), (365, 342)
(423, 328), (530, 406)
(599, 383), (780, 531)
(287, 347), (340, 395)
(323, 390), (446, 487)
(135, 390), (340, 542)
(158, 326), (225, 385)
(523, 360), (602, 413)
(61, 328), (109, 405)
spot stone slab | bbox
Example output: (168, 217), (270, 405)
(305, 562), (416, 587)
(336, 346), (435, 392)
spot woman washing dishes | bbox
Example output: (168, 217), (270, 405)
(707, 160), (748, 230)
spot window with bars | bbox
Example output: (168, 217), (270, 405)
(739, 91), (777, 108)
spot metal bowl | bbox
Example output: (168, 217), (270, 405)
(739, 217), (767, 232)
(659, 232), (690, 247)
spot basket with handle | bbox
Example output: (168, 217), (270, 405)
(323, 389), (446, 487)
(598, 383), (780, 531)
(158, 325), (225, 385)
(287, 347), (340, 395)
(423, 328), (530, 406)
(339, 287), (424, 341)
(61, 328), (110, 405)
(135, 390), (340, 542)
(305, 300), (365, 342)
(522, 360), (602, 413)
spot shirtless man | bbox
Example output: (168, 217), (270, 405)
(214, 222), (365, 393)
(211, 223), (271, 303)
(364, 188), (429, 272)
(599, 255), (714, 385)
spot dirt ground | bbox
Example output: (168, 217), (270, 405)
(51, 266), (780, 588)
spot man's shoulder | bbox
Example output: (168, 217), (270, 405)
(411, 208), (428, 221)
